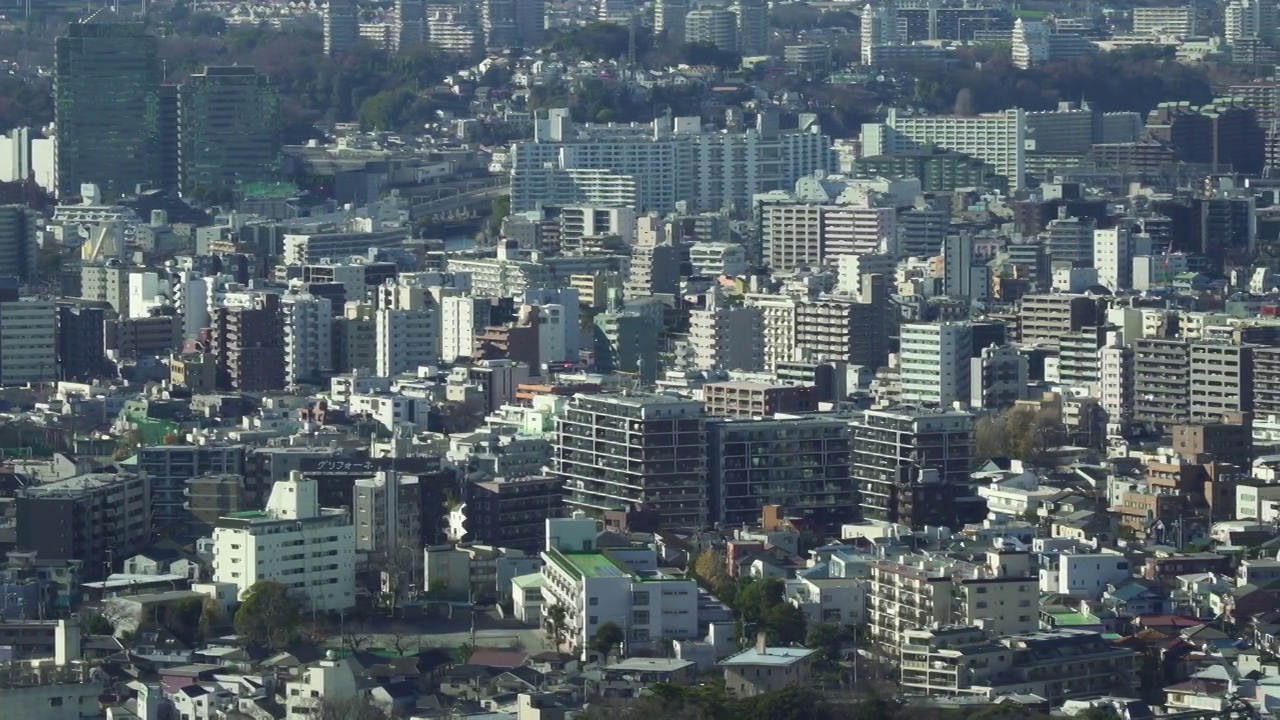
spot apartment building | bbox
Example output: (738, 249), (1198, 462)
(899, 321), (972, 406)
(212, 471), (357, 613)
(852, 406), (976, 528)
(870, 549), (1039, 659)
(1254, 345), (1280, 417)
(864, 108), (1026, 190)
(706, 415), (854, 527)
(15, 472), (151, 580)
(759, 203), (896, 272)
(702, 381), (818, 417)
(688, 297), (765, 372)
(512, 109), (831, 214)
(1132, 6), (1194, 36)
(211, 293), (285, 392)
(451, 475), (564, 554)
(1018, 294), (1100, 347)
(540, 517), (699, 657)
(794, 283), (892, 369)
(743, 293), (798, 372)
(137, 444), (246, 528)
(1189, 341), (1254, 419)
(899, 626), (1137, 701)
(0, 294), (56, 386)
(557, 393), (708, 528)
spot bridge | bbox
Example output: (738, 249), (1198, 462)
(409, 184), (510, 222)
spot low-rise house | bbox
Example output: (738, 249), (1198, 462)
(720, 635), (819, 698)
(590, 658), (697, 698)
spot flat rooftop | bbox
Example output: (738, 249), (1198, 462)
(721, 647), (818, 667)
(606, 657), (695, 672)
(552, 551), (632, 580)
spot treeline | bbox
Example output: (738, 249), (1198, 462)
(577, 686), (1072, 720)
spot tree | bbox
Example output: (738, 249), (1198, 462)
(545, 603), (569, 651)
(590, 621), (625, 658)
(455, 641), (473, 665)
(233, 581), (301, 649)
(761, 603), (807, 645)
(805, 623), (847, 664)
(197, 597), (224, 641)
(691, 549), (736, 606)
(157, 596), (205, 645)
(302, 695), (388, 720)
(974, 406), (1061, 465)
(81, 611), (114, 636)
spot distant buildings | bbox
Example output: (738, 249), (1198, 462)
(178, 66), (281, 198)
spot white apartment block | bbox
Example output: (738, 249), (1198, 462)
(1094, 227), (1151, 291)
(899, 321), (972, 406)
(540, 516), (699, 657)
(212, 471), (357, 613)
(441, 294), (489, 364)
(1226, 0), (1275, 45)
(742, 293), (798, 371)
(1132, 6), (1194, 37)
(688, 298), (765, 372)
(1038, 552), (1132, 599)
(864, 108), (1026, 190)
(283, 289), (334, 386)
(512, 109), (831, 214)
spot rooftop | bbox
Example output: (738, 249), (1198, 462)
(548, 550), (632, 580)
(605, 658), (696, 672)
(721, 647), (818, 667)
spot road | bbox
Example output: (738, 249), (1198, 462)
(326, 608), (549, 654)
(409, 185), (510, 219)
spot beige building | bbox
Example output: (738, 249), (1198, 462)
(720, 635), (819, 697)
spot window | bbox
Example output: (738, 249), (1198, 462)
(632, 591), (650, 606)
(50, 698), (63, 707)
(589, 597), (599, 606)
(589, 616), (598, 625)
(632, 610), (650, 625)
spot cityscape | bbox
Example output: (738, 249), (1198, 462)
(5, 0), (1280, 718)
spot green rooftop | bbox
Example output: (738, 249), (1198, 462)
(549, 549), (633, 580)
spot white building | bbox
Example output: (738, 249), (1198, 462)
(212, 471), (357, 612)
(522, 287), (581, 363)
(899, 321), (972, 406)
(511, 109), (831, 214)
(942, 234), (989, 300)
(970, 344), (1028, 410)
(441, 294), (489, 364)
(375, 280), (440, 376)
(860, 3), (897, 65)
(684, 7), (738, 52)
(1039, 552), (1132, 599)
(688, 293), (765, 372)
(1226, 0), (1276, 45)
(1093, 227), (1151, 291)
(1132, 6), (1194, 37)
(283, 288), (333, 385)
(0, 296), (56, 385)
(1011, 18), (1049, 69)
(864, 108), (1026, 190)
(540, 516), (699, 658)
(284, 654), (363, 717)
(742, 293), (798, 371)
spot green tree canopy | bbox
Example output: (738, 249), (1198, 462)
(590, 621), (625, 658)
(233, 581), (301, 649)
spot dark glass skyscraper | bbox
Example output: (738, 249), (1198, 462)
(54, 21), (161, 199)
(178, 66), (281, 199)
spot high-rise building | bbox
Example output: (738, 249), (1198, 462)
(375, 280), (440, 376)
(557, 393), (708, 527)
(56, 302), (108, 382)
(688, 292), (765, 372)
(684, 7), (739, 52)
(899, 321), (973, 407)
(707, 415), (853, 527)
(211, 293), (286, 391)
(324, 0), (360, 56)
(515, 0), (545, 47)
(178, 66), (281, 198)
(860, 3), (898, 65)
(480, 0), (517, 49)
(282, 289), (333, 386)
(655, 0), (688, 38)
(852, 406), (978, 528)
(0, 291), (56, 386)
(1225, 0), (1277, 46)
(1146, 100), (1265, 175)
(394, 0), (427, 52)
(0, 205), (38, 284)
(731, 0), (767, 55)
(54, 21), (161, 199)
(16, 471), (151, 580)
